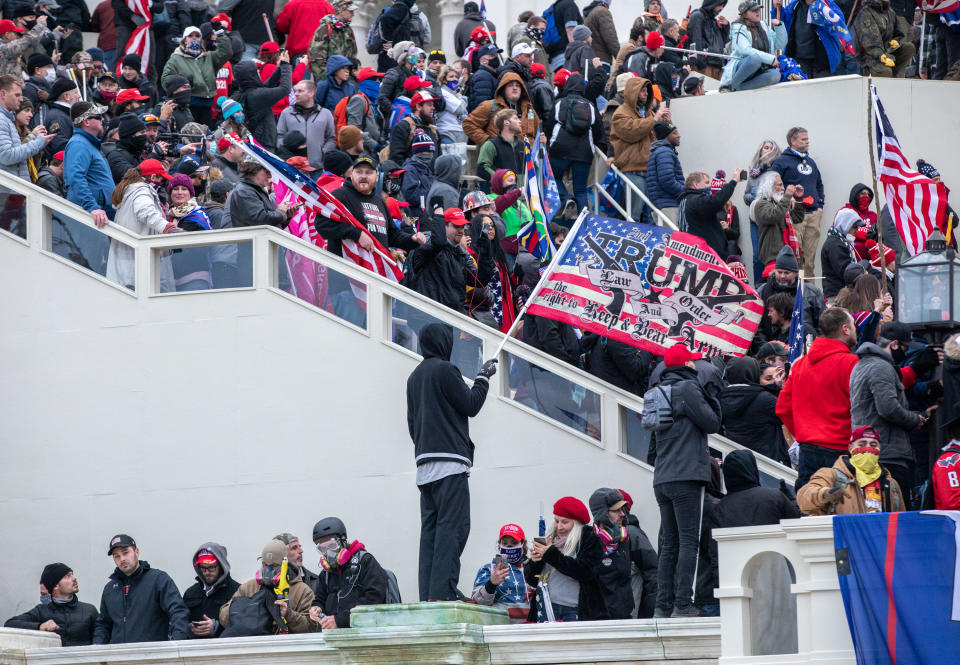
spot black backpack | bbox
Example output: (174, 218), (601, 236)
(561, 95), (594, 136)
(220, 589), (281, 637)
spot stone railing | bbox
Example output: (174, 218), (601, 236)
(713, 515), (856, 665)
(0, 603), (720, 665)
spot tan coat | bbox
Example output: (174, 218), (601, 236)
(219, 576), (316, 634)
(797, 456), (905, 515)
(610, 77), (657, 173)
(583, 3), (621, 65)
(462, 72), (540, 146)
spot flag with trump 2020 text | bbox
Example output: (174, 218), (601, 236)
(834, 511), (960, 665)
(524, 213), (763, 358)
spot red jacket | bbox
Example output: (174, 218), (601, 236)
(276, 0), (335, 55)
(932, 445), (960, 510)
(776, 337), (858, 451)
(259, 60), (306, 116)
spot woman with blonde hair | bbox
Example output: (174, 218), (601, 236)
(107, 160), (178, 291)
(524, 496), (606, 622)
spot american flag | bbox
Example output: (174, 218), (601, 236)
(783, 210), (802, 266)
(787, 277), (805, 363)
(872, 86), (948, 255)
(233, 139), (404, 282)
(116, 0), (152, 75)
(921, 0), (959, 12)
(525, 212), (763, 358)
(275, 177), (330, 311)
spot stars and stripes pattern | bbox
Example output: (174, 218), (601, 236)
(233, 139), (404, 282)
(872, 86), (948, 256)
(525, 213), (763, 358)
(519, 133), (555, 263)
(275, 177), (330, 311)
(783, 210), (802, 265)
(117, 0), (152, 75)
(787, 277), (806, 363)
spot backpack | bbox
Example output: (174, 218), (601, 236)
(329, 551), (403, 604)
(384, 568), (402, 603)
(220, 589), (280, 637)
(562, 95), (593, 136)
(334, 92), (371, 140)
(542, 4), (562, 49)
(641, 384), (674, 432)
(366, 8), (388, 55)
(389, 95), (412, 130)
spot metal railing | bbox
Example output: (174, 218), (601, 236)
(0, 170), (795, 485)
(590, 147), (678, 229)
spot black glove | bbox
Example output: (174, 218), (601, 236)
(910, 346), (941, 376)
(476, 359), (498, 380)
(927, 380), (944, 402)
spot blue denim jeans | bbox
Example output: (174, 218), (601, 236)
(550, 53), (565, 70)
(550, 157), (591, 214)
(622, 171), (653, 224)
(730, 53), (782, 91)
(551, 603), (578, 621)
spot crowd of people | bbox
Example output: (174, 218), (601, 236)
(1, 0), (960, 645)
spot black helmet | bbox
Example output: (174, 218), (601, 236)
(313, 517), (347, 542)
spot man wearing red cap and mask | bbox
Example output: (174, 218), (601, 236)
(648, 344), (722, 618)
(798, 426), (906, 515)
(181, 543), (239, 638)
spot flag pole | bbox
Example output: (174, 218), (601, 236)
(493, 208), (589, 358)
(919, 12), (927, 77)
(866, 80), (888, 294)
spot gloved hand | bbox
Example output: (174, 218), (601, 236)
(888, 39), (900, 49)
(826, 486), (846, 503)
(927, 380), (944, 401)
(476, 359), (498, 380)
(880, 54), (895, 68)
(910, 346), (941, 376)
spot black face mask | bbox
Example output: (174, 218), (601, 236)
(386, 178), (401, 195)
(121, 134), (147, 154)
(172, 90), (191, 106)
(890, 345), (907, 365)
(24, 19), (37, 29)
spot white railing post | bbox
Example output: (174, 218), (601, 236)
(254, 234), (273, 289)
(26, 195), (45, 250)
(135, 243), (152, 298)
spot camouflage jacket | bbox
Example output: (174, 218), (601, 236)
(308, 15), (358, 81)
(853, 0), (906, 64)
(0, 23), (46, 78)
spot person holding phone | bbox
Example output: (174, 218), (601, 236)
(182, 543), (239, 638)
(524, 496), (606, 622)
(471, 524), (531, 622)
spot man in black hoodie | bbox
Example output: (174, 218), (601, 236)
(711, 449), (800, 528)
(93, 534), (190, 644)
(4, 563), (98, 646)
(650, 344), (722, 618)
(182, 543), (240, 638)
(720, 357), (791, 464)
(232, 56), (292, 152)
(685, 0), (731, 79)
(407, 322), (497, 601)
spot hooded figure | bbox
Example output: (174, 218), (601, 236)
(710, 449), (800, 528)
(685, 0), (731, 74)
(315, 54), (358, 113)
(463, 71), (540, 146)
(426, 153), (463, 212)
(587, 487), (638, 620)
(821, 208), (864, 298)
(182, 543), (240, 638)
(406, 323), (496, 601)
(231, 59), (292, 152)
(843, 183), (877, 257)
(720, 357), (790, 465)
(610, 77), (657, 175)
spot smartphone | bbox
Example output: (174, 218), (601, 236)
(493, 554), (506, 568)
(533, 537), (547, 545)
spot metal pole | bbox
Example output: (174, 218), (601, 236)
(660, 45), (743, 60)
(866, 80), (888, 294)
(919, 12), (927, 77)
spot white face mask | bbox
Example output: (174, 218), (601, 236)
(43, 68), (56, 83)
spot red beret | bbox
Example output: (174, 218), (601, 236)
(553, 496), (590, 524)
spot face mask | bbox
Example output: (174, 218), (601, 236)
(386, 178), (401, 195)
(186, 40), (203, 56)
(849, 447), (882, 486)
(172, 90), (191, 106)
(527, 26), (544, 41)
(124, 134), (147, 153)
(43, 68), (56, 83)
(24, 19), (36, 29)
(857, 193), (871, 211)
(890, 344), (907, 365)
(99, 89), (117, 102)
(499, 544), (524, 565)
(40, 594), (52, 605)
(151, 181), (166, 195)
(233, 112), (245, 125)
(428, 66), (440, 77)
(406, 54), (419, 66)
(446, 80), (459, 91)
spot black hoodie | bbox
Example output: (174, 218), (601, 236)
(181, 542), (240, 638)
(685, 0), (731, 69)
(545, 72), (608, 163)
(720, 357), (790, 465)
(232, 60), (292, 152)
(710, 449), (800, 528)
(406, 323), (490, 468)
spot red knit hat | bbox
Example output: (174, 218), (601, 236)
(618, 489), (633, 512)
(646, 31), (665, 50)
(553, 496), (590, 524)
(711, 169), (726, 194)
(867, 239), (895, 270)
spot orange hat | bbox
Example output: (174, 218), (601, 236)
(140, 158), (172, 181)
(443, 208), (469, 226)
(116, 88), (149, 104)
(357, 67), (385, 82)
(286, 155), (316, 172)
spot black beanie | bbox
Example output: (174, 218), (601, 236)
(164, 75), (190, 96)
(26, 52), (53, 75)
(323, 149), (353, 177)
(774, 245), (799, 272)
(40, 563), (72, 594)
(122, 53), (142, 71)
(117, 112), (145, 139)
(282, 130), (306, 153)
(48, 76), (76, 102)
(654, 122), (676, 141)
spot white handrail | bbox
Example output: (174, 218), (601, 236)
(592, 147), (678, 230)
(1, 168), (795, 484)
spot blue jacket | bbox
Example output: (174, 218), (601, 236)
(315, 55), (357, 113)
(771, 148), (825, 210)
(64, 129), (116, 218)
(646, 139), (685, 209)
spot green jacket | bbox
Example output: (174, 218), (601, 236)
(161, 37), (233, 100)
(309, 15), (358, 81)
(491, 194), (534, 238)
(852, 0), (905, 67)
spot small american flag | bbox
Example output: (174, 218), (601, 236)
(872, 86), (948, 255)
(787, 277), (805, 363)
(525, 212), (762, 358)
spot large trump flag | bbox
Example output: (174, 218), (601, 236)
(525, 213), (763, 358)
